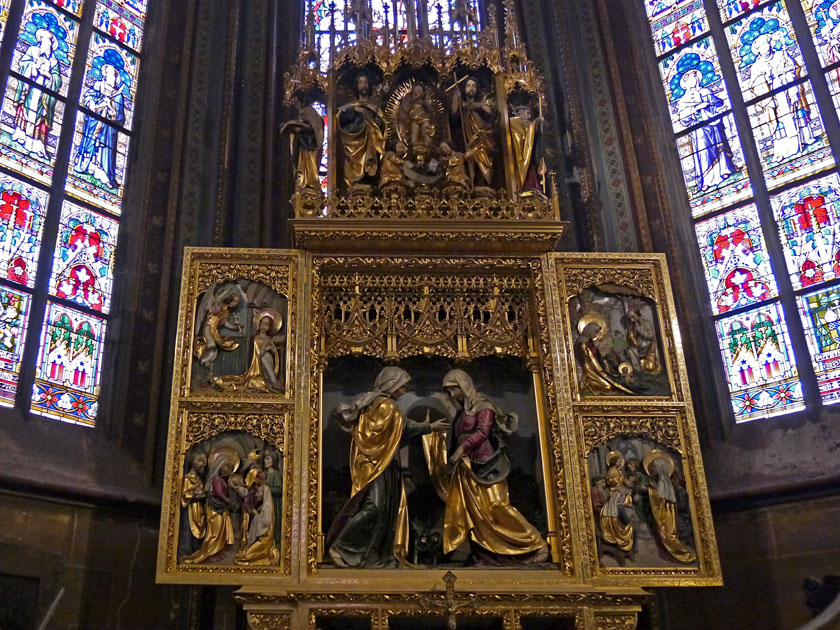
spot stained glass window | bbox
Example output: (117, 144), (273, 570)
(0, 285), (29, 406)
(695, 204), (778, 314)
(0, 0), (149, 425)
(715, 302), (805, 420)
(801, 0), (840, 67)
(647, 0), (709, 56)
(798, 285), (840, 403)
(771, 174), (840, 290)
(644, 0), (840, 420)
(31, 301), (105, 425)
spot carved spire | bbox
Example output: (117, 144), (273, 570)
(503, 0), (526, 72)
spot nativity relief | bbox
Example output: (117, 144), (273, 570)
(569, 286), (669, 397)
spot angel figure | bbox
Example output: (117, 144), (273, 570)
(440, 141), (471, 192)
(212, 309), (285, 393)
(380, 140), (408, 193)
(193, 283), (247, 370)
(398, 83), (437, 158)
(280, 104), (325, 192)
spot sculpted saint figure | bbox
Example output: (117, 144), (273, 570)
(449, 76), (497, 188)
(508, 105), (544, 194)
(325, 367), (449, 568)
(338, 74), (386, 187)
(424, 370), (548, 565)
(380, 141), (408, 193)
(644, 450), (696, 564)
(398, 83), (437, 157)
(624, 308), (660, 374)
(280, 104), (325, 192)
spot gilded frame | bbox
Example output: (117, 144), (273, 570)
(157, 248), (303, 584)
(303, 254), (577, 589)
(547, 253), (721, 586)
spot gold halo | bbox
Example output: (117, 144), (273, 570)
(208, 446), (240, 474)
(618, 362), (633, 376)
(253, 308), (284, 335)
(578, 313), (607, 340)
(643, 449), (674, 478)
(605, 450), (625, 469)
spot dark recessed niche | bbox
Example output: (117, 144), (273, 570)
(388, 615), (504, 630)
(314, 614), (373, 630)
(520, 616), (577, 630)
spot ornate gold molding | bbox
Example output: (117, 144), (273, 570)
(594, 612), (638, 630)
(248, 612), (291, 630)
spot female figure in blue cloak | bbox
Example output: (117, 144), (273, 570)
(73, 58), (125, 189)
(677, 68), (738, 192)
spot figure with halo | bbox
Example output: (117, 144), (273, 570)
(644, 450), (696, 564)
(575, 314), (634, 395)
(212, 308), (285, 393)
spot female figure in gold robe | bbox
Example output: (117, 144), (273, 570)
(235, 470), (280, 566)
(424, 370), (547, 565)
(183, 455), (237, 564)
(326, 367), (449, 568)
(599, 451), (634, 552)
(643, 450), (696, 564)
(279, 104), (325, 192)
(212, 310), (284, 393)
(575, 319), (635, 395)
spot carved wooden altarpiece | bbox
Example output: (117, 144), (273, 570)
(156, 4), (720, 629)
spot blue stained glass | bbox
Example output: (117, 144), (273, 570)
(659, 37), (732, 135)
(695, 204), (778, 314)
(675, 113), (753, 217)
(801, 0), (840, 67)
(726, 3), (806, 102)
(647, 0), (709, 56)
(12, 1), (81, 99)
(0, 172), (48, 288)
(799, 285), (840, 404)
(94, 0), (144, 52)
(81, 34), (139, 131)
(715, 301), (805, 421)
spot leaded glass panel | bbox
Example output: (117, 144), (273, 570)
(12, 0), (80, 98)
(659, 37), (732, 135)
(798, 285), (840, 403)
(51, 0), (83, 18)
(31, 300), (105, 425)
(718, 0), (763, 22)
(770, 173), (840, 289)
(747, 81), (833, 188)
(675, 113), (753, 216)
(81, 33), (138, 131)
(48, 201), (117, 312)
(0, 0), (11, 47)
(726, 2), (805, 102)
(715, 301), (805, 421)
(695, 204), (778, 314)
(0, 76), (66, 183)
(0, 172), (47, 287)
(0, 285), (29, 406)
(647, 0), (709, 56)
(801, 0), (840, 67)
(65, 110), (129, 213)
(94, 0), (144, 52)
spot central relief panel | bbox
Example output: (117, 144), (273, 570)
(306, 256), (573, 579)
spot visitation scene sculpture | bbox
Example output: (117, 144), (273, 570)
(321, 357), (550, 570)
